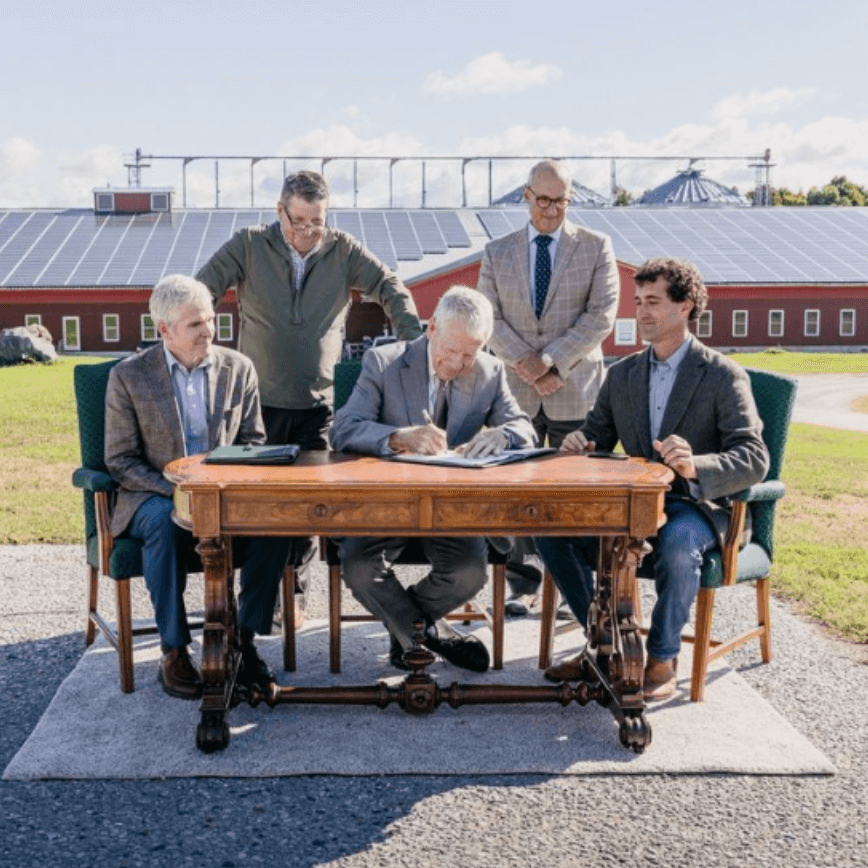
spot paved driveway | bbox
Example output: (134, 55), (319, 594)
(791, 373), (868, 432)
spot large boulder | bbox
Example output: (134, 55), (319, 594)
(0, 324), (58, 363)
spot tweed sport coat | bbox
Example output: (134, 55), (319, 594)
(104, 343), (265, 537)
(583, 335), (770, 547)
(476, 219), (620, 422)
(329, 335), (536, 456)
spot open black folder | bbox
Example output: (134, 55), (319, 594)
(390, 446), (556, 469)
(205, 444), (301, 465)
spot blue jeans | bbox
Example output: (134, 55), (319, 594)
(129, 495), (291, 649)
(535, 499), (717, 659)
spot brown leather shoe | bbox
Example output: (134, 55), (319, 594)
(543, 654), (584, 683)
(644, 655), (678, 701)
(158, 647), (203, 700)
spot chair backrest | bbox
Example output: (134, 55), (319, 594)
(333, 359), (363, 412)
(745, 367), (798, 557)
(74, 359), (121, 540)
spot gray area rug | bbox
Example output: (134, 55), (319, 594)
(4, 619), (834, 780)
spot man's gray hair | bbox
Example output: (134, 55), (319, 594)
(149, 274), (213, 327)
(432, 285), (494, 343)
(526, 159), (572, 190)
(280, 170), (330, 205)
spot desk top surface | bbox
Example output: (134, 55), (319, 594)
(166, 450), (674, 494)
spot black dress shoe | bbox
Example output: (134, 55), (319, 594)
(237, 638), (275, 688)
(158, 647), (203, 700)
(389, 635), (411, 671)
(423, 626), (490, 673)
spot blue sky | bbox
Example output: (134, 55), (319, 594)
(2, 0), (866, 208)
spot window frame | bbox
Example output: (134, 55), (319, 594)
(732, 310), (748, 338)
(102, 313), (120, 343)
(216, 312), (234, 342)
(62, 316), (81, 351)
(804, 309), (820, 337)
(141, 314), (157, 342)
(768, 309), (784, 338)
(839, 308), (856, 337)
(696, 310), (712, 339)
(613, 318), (636, 346)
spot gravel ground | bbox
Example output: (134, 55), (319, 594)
(1, 544), (866, 868)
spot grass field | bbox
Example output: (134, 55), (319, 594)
(1, 351), (866, 644)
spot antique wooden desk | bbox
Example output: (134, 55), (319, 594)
(165, 451), (673, 754)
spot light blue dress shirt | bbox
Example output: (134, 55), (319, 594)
(163, 345), (211, 456)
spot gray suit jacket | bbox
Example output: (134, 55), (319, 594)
(329, 335), (536, 455)
(476, 219), (620, 421)
(105, 344), (265, 537)
(583, 336), (770, 546)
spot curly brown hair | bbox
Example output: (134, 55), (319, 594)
(633, 257), (708, 321)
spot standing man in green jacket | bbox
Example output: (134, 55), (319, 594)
(197, 170), (423, 611)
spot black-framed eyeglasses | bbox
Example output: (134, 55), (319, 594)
(526, 187), (572, 210)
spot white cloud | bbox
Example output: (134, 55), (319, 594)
(0, 136), (41, 176)
(2, 93), (868, 209)
(424, 52), (561, 95)
(712, 87), (820, 121)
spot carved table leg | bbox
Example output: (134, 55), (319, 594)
(587, 536), (652, 753)
(196, 536), (234, 753)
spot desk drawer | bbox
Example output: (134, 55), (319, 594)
(222, 495), (420, 533)
(432, 496), (628, 533)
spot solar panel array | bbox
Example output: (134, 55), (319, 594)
(2, 206), (868, 287)
(477, 207), (868, 283)
(0, 208), (473, 287)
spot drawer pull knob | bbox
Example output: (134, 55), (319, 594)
(313, 504), (330, 518)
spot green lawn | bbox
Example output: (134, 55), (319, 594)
(1, 352), (867, 643)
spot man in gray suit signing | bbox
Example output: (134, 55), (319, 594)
(477, 159), (620, 612)
(330, 286), (535, 673)
(536, 258), (769, 700)
(105, 275), (290, 700)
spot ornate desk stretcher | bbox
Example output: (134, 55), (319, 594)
(165, 451), (673, 754)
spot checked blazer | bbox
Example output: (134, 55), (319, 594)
(104, 343), (265, 537)
(477, 219), (620, 421)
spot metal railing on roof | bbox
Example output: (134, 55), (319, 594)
(124, 148), (774, 209)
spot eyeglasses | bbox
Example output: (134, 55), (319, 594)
(526, 187), (572, 210)
(280, 205), (326, 235)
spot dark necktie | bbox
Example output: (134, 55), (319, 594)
(432, 378), (449, 429)
(534, 234), (553, 317)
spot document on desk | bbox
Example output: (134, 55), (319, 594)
(390, 446), (557, 468)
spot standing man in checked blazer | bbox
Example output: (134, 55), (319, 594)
(477, 159), (620, 611)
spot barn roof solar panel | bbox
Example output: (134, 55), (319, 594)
(1, 206), (868, 287)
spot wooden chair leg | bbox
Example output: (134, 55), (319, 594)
(757, 577), (772, 663)
(538, 569), (557, 669)
(491, 563), (505, 670)
(115, 578), (135, 694)
(329, 563), (343, 673)
(85, 564), (98, 646)
(690, 586), (716, 702)
(282, 566), (296, 672)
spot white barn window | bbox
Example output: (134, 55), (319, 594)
(804, 309), (820, 337)
(732, 310), (748, 338)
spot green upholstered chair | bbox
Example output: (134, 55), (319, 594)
(72, 359), (203, 693)
(73, 359), (150, 693)
(687, 367), (798, 700)
(539, 367), (798, 702)
(281, 357), (507, 674)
